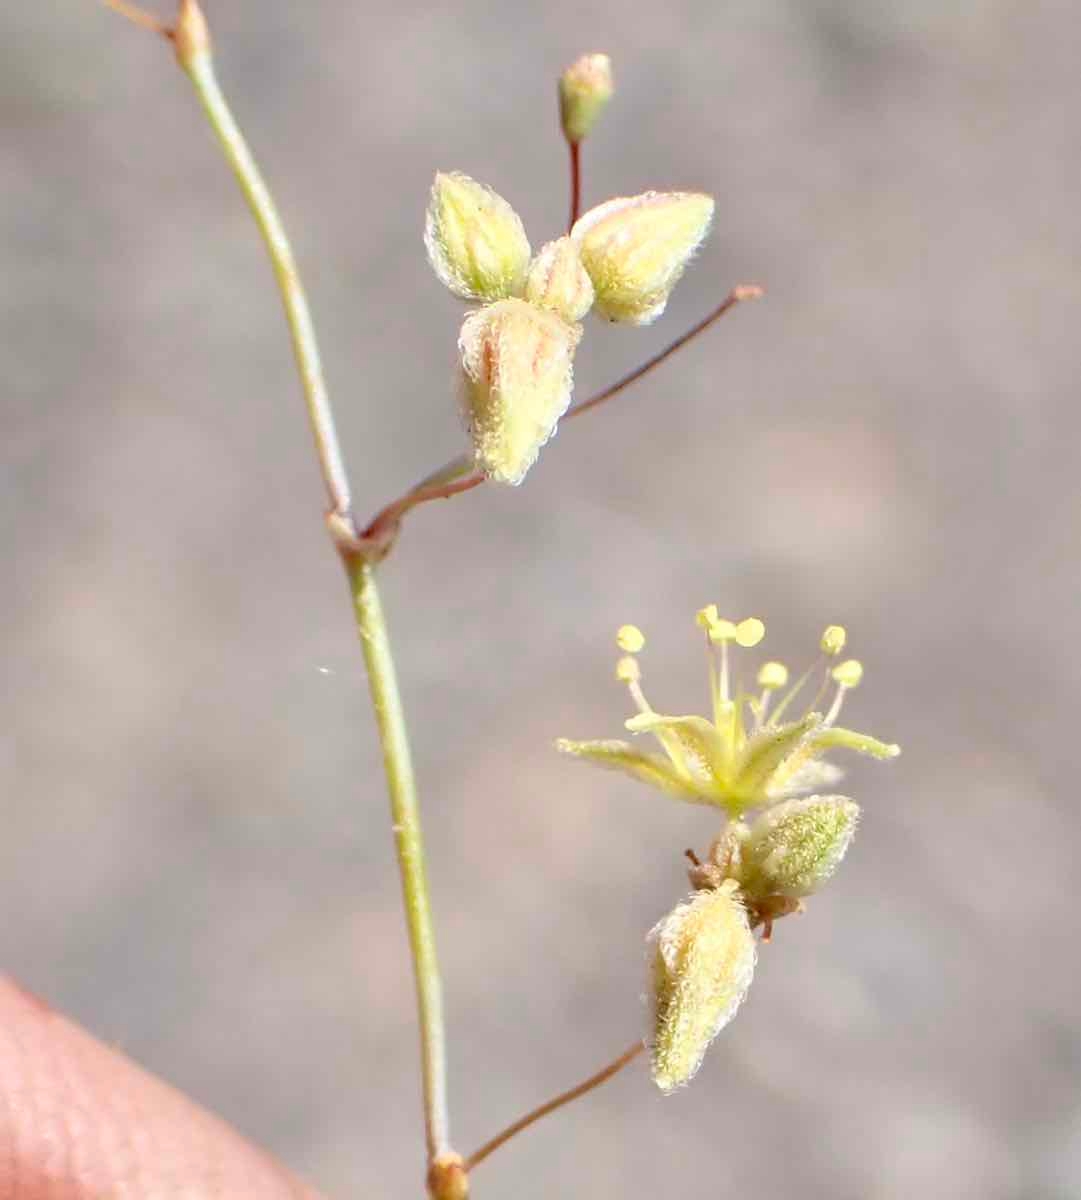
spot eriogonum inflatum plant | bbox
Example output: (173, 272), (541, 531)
(96, 12), (888, 1186)
(558, 610), (899, 1091)
(424, 172), (715, 485)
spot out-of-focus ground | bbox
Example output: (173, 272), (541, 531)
(2, 2), (1079, 1197)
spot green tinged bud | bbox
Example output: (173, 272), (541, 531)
(424, 172), (531, 302)
(648, 881), (756, 1093)
(458, 299), (581, 485)
(740, 795), (860, 900)
(525, 237), (595, 322)
(571, 191), (715, 324)
(558, 53), (614, 145)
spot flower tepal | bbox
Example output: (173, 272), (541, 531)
(571, 191), (715, 324)
(459, 299), (582, 485)
(424, 172), (531, 302)
(557, 610), (899, 816)
(525, 237), (595, 323)
(648, 881), (756, 1093)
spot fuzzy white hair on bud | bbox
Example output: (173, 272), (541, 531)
(571, 191), (714, 324)
(458, 299), (582, 485)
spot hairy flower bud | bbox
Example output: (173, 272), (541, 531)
(458, 299), (581, 485)
(740, 795), (860, 900)
(525, 237), (595, 322)
(424, 172), (531, 302)
(648, 881), (756, 1093)
(558, 53), (614, 145)
(571, 191), (714, 324)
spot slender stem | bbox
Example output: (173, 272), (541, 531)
(568, 283), (762, 421)
(567, 139), (582, 231)
(361, 470), (484, 553)
(111, 0), (458, 1174)
(347, 557), (451, 1160)
(179, 42), (353, 521)
(359, 283), (764, 549)
(103, 0), (169, 34)
(464, 1041), (644, 1172)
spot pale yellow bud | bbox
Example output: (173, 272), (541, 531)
(820, 625), (847, 656)
(458, 300), (582, 485)
(558, 53), (614, 145)
(525, 238), (595, 322)
(571, 191), (714, 324)
(757, 661), (788, 690)
(424, 172), (531, 302)
(616, 624), (646, 653)
(831, 659), (864, 689)
(648, 881), (756, 1093)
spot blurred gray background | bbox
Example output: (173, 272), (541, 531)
(3, 1), (1079, 1197)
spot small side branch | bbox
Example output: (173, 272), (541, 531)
(358, 283), (764, 555)
(568, 283), (763, 421)
(103, 0), (170, 35)
(464, 1041), (644, 1173)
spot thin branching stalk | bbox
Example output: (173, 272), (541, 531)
(464, 1042), (645, 1172)
(359, 284), (763, 551)
(106, 0), (457, 1176)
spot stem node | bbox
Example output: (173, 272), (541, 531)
(427, 1153), (470, 1200)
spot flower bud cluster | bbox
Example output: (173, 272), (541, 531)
(559, 611), (899, 1092)
(424, 77), (715, 484)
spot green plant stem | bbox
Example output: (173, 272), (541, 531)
(172, 22), (453, 1170)
(180, 44), (353, 522)
(347, 556), (450, 1160)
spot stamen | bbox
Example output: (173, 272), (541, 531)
(820, 625), (847, 656)
(824, 683), (847, 726)
(695, 604), (719, 630)
(832, 659), (864, 688)
(615, 652), (655, 715)
(704, 629), (722, 726)
(616, 624), (645, 654)
(735, 617), (765, 648)
(806, 662), (834, 716)
(615, 655), (640, 684)
(767, 663), (816, 725)
(757, 662), (788, 690)
(824, 662), (861, 726)
(706, 618), (737, 703)
(756, 661), (788, 725)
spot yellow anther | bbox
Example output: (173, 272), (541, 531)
(707, 618), (738, 644)
(695, 604), (719, 630)
(616, 624), (645, 654)
(616, 655), (641, 683)
(831, 659), (864, 689)
(757, 661), (789, 690)
(821, 625), (847, 656)
(735, 617), (766, 648)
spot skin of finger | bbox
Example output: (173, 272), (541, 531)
(0, 977), (322, 1199)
